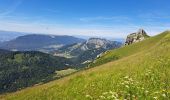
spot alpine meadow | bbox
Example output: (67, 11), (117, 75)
(0, 0), (170, 100)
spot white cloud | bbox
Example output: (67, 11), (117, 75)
(0, 19), (168, 39)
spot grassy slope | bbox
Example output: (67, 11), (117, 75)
(1, 31), (170, 100)
(90, 32), (167, 67)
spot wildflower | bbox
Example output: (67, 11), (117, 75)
(154, 91), (159, 94)
(92, 84), (95, 87)
(162, 89), (166, 92)
(109, 90), (114, 94)
(102, 92), (108, 95)
(129, 78), (133, 82)
(125, 85), (129, 88)
(124, 76), (129, 79)
(85, 94), (93, 99)
(162, 93), (166, 97)
(100, 95), (105, 99)
(111, 94), (116, 98)
(145, 90), (149, 94)
(121, 83), (124, 85)
(153, 97), (158, 99)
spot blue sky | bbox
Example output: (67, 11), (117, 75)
(0, 0), (170, 38)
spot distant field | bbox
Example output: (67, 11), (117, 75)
(54, 68), (77, 78)
(1, 31), (170, 100)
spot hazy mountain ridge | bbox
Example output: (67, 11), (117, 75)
(0, 30), (26, 42)
(0, 34), (85, 52)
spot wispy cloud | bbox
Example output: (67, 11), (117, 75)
(79, 16), (130, 22)
(0, 0), (23, 16)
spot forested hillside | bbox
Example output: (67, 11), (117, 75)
(0, 50), (72, 93)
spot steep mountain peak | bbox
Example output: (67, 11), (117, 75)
(125, 29), (149, 45)
(137, 29), (147, 35)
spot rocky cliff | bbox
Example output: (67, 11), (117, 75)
(57, 38), (122, 56)
(125, 29), (149, 45)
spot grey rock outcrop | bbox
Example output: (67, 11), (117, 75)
(125, 29), (149, 45)
(59, 38), (122, 53)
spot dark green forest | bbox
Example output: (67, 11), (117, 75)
(0, 49), (72, 93)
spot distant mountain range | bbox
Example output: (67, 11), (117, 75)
(0, 34), (85, 52)
(54, 38), (122, 66)
(0, 30), (26, 42)
(0, 31), (122, 67)
(75, 35), (125, 43)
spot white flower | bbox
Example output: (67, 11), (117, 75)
(102, 92), (108, 95)
(129, 78), (133, 82)
(162, 89), (166, 92)
(124, 76), (129, 79)
(85, 94), (92, 99)
(154, 91), (159, 94)
(125, 85), (129, 88)
(111, 95), (116, 98)
(162, 93), (166, 97)
(145, 90), (149, 94)
(109, 90), (114, 94)
(100, 95), (105, 99)
(153, 97), (157, 99)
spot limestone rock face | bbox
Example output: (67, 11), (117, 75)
(125, 29), (149, 45)
(85, 38), (114, 49)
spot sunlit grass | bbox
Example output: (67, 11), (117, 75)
(54, 68), (77, 78)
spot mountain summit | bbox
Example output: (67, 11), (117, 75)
(125, 29), (149, 45)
